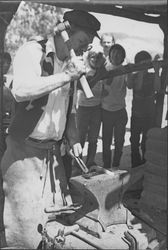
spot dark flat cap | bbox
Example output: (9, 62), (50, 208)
(63, 10), (100, 38)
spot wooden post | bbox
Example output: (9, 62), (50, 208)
(155, 15), (168, 127)
(0, 15), (7, 249)
(0, 20), (6, 160)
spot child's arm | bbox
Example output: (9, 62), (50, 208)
(126, 72), (134, 89)
(126, 63), (139, 89)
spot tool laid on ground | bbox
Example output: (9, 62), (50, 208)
(44, 203), (82, 216)
(55, 224), (80, 244)
(123, 230), (138, 250)
(37, 223), (80, 249)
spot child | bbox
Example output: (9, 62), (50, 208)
(76, 50), (104, 169)
(101, 44), (128, 169)
(127, 50), (160, 168)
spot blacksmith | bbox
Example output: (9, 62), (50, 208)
(0, 10), (100, 248)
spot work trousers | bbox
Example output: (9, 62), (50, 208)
(77, 105), (101, 167)
(130, 116), (155, 168)
(102, 108), (128, 169)
(0, 135), (72, 249)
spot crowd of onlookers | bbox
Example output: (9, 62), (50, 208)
(1, 32), (162, 172)
(75, 32), (162, 172)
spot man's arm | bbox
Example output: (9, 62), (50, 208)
(12, 42), (85, 102)
(65, 113), (79, 147)
(65, 112), (82, 157)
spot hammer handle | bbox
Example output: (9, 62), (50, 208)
(61, 30), (93, 98)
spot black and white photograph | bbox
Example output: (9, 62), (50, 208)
(0, 1), (167, 249)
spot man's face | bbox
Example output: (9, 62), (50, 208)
(101, 35), (114, 56)
(70, 30), (94, 56)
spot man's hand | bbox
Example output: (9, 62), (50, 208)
(65, 57), (86, 81)
(69, 143), (82, 157)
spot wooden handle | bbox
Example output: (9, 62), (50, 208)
(61, 30), (94, 98)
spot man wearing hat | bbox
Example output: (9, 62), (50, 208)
(0, 10), (100, 248)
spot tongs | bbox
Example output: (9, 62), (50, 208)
(71, 153), (89, 174)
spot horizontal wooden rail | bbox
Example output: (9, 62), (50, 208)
(90, 59), (168, 83)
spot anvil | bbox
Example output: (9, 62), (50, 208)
(69, 169), (131, 233)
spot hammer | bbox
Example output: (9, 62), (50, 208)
(54, 21), (94, 98)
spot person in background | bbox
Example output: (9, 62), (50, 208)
(0, 10), (100, 248)
(0, 52), (14, 159)
(1, 52), (13, 119)
(0, 52), (13, 250)
(100, 32), (115, 58)
(1, 52), (11, 75)
(76, 49), (105, 170)
(127, 50), (161, 168)
(101, 44), (128, 170)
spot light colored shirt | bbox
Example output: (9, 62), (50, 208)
(101, 65), (127, 112)
(77, 81), (102, 107)
(12, 37), (70, 141)
(77, 61), (102, 107)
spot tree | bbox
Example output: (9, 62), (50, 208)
(4, 1), (64, 61)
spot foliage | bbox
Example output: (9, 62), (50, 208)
(4, 1), (64, 59)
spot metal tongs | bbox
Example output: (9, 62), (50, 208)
(71, 153), (89, 174)
(71, 153), (103, 179)
(71, 153), (127, 179)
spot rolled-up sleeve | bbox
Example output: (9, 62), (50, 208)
(12, 41), (43, 102)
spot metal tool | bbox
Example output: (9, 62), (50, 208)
(71, 152), (89, 174)
(37, 223), (55, 249)
(123, 230), (138, 250)
(55, 228), (65, 245)
(69, 230), (107, 250)
(54, 224), (80, 244)
(44, 203), (82, 215)
(82, 166), (115, 179)
(37, 223), (80, 249)
(90, 165), (115, 176)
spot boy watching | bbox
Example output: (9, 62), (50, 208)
(76, 49), (104, 171)
(101, 44), (128, 170)
(127, 50), (160, 168)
